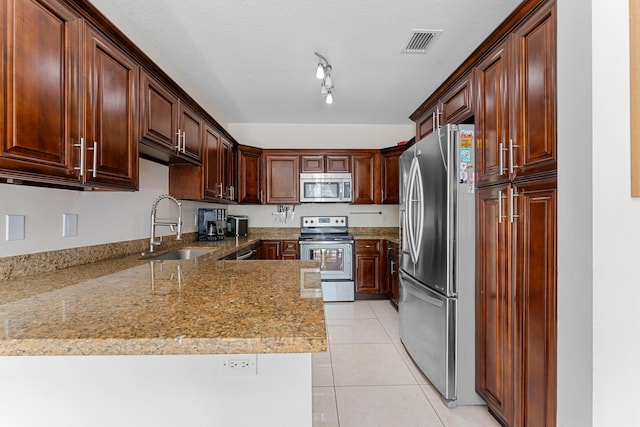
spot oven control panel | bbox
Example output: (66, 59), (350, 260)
(301, 216), (348, 228)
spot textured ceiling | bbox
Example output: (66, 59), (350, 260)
(93, 0), (522, 125)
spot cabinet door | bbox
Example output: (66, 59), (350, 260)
(326, 155), (350, 172)
(352, 152), (380, 204)
(355, 240), (382, 294)
(475, 41), (510, 187)
(238, 146), (263, 204)
(261, 241), (281, 260)
(0, 0), (80, 184)
(355, 254), (381, 293)
(83, 24), (138, 190)
(512, 178), (557, 427)
(475, 183), (513, 427)
(511, 2), (556, 179)
(381, 146), (403, 204)
(221, 136), (236, 201)
(203, 124), (221, 200)
(178, 103), (203, 164)
(301, 155), (324, 173)
(415, 104), (439, 141)
(387, 241), (400, 306)
(441, 74), (473, 124)
(140, 71), (179, 154)
(264, 154), (299, 204)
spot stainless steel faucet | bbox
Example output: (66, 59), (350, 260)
(149, 194), (183, 253)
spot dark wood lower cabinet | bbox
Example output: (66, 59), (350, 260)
(260, 240), (282, 260)
(354, 239), (387, 299)
(476, 178), (557, 427)
(281, 240), (299, 260)
(476, 184), (513, 425)
(385, 241), (400, 307)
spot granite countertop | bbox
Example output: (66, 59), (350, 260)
(0, 227), (400, 357)
(0, 247), (326, 356)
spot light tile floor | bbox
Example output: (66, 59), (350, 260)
(312, 300), (502, 427)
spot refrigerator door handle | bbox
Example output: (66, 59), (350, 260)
(436, 128), (448, 171)
(406, 157), (424, 265)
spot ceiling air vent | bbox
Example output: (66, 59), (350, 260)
(401, 30), (442, 54)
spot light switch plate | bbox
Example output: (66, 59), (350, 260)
(63, 213), (78, 237)
(5, 215), (25, 241)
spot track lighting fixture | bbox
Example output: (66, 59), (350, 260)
(314, 52), (334, 104)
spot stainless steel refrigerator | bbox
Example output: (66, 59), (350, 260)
(399, 124), (483, 407)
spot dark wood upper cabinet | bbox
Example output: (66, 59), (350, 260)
(0, 0), (81, 185)
(381, 145), (405, 204)
(202, 124), (221, 200)
(177, 103), (203, 164)
(510, 1), (557, 180)
(82, 24), (139, 190)
(237, 145), (262, 204)
(326, 155), (351, 172)
(352, 152), (380, 204)
(169, 122), (235, 202)
(474, 41), (510, 188)
(415, 104), (439, 141)
(1, 1), (138, 190)
(441, 74), (473, 124)
(301, 154), (351, 173)
(264, 153), (299, 204)
(220, 136), (236, 201)
(139, 71), (180, 159)
(300, 155), (324, 173)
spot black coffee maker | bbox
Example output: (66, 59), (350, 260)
(198, 208), (226, 241)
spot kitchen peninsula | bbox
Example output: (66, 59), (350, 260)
(0, 249), (326, 427)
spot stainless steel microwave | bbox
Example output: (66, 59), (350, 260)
(299, 173), (353, 203)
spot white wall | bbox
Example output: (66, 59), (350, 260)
(558, 0), (640, 426)
(556, 0), (593, 425)
(228, 123), (414, 149)
(230, 204), (399, 229)
(0, 159), (221, 258)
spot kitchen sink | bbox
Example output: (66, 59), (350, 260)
(146, 249), (213, 261)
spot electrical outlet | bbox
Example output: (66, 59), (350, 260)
(222, 354), (257, 376)
(5, 215), (25, 241)
(63, 213), (78, 237)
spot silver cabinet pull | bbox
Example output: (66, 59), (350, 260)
(87, 141), (97, 178)
(390, 260), (395, 275)
(181, 131), (186, 153)
(175, 128), (182, 152)
(498, 190), (507, 224)
(509, 139), (520, 174)
(509, 187), (520, 223)
(74, 137), (86, 177)
(499, 142), (508, 175)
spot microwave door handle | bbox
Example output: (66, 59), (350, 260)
(338, 182), (343, 200)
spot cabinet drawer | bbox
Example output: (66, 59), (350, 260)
(282, 240), (299, 252)
(355, 240), (380, 253)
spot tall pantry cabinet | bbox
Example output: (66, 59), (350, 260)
(475, 2), (557, 427)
